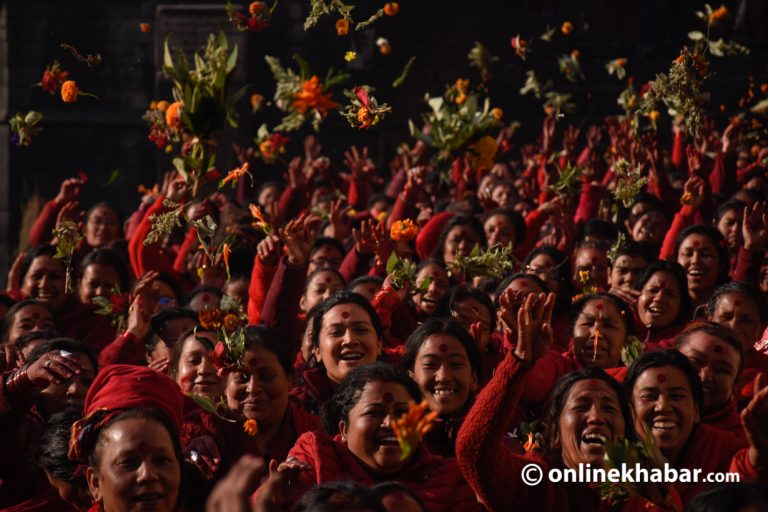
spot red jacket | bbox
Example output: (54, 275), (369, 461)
(276, 430), (482, 512)
(701, 400), (746, 442)
(55, 296), (116, 355)
(738, 348), (768, 407)
(290, 367), (338, 416)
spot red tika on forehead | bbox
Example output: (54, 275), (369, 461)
(438, 343), (448, 352)
(596, 303), (604, 310)
(341, 311), (350, 319)
(325, 277), (332, 283)
(714, 344), (724, 354)
(382, 392), (394, 403)
(692, 240), (700, 247)
(588, 379), (600, 387)
(656, 373), (667, 383)
(202, 294), (210, 303)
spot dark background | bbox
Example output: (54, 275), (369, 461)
(2, 0), (767, 281)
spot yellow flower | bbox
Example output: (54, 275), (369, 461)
(490, 108), (503, 120)
(466, 135), (498, 171)
(648, 110), (660, 123)
(156, 100), (170, 112)
(61, 80), (79, 103)
(165, 101), (183, 131)
(336, 18), (349, 36)
(344, 51), (357, 62)
(561, 21), (574, 35)
(243, 419), (259, 436)
(383, 2), (399, 16)
(390, 219), (419, 242)
(357, 107), (373, 129)
(579, 269), (590, 284)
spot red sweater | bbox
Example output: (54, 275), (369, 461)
(273, 430), (482, 512)
(702, 400), (746, 442)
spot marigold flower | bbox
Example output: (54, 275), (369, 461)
(376, 38), (392, 55)
(357, 107), (373, 129)
(243, 419), (259, 436)
(199, 308), (223, 330)
(336, 18), (349, 36)
(61, 80), (79, 103)
(455, 78), (469, 94)
(615, 58), (627, 67)
(761, 83), (768, 94)
(648, 110), (660, 123)
(571, 49), (580, 59)
(454, 93), (467, 106)
(390, 400), (438, 460)
(579, 269), (590, 284)
(259, 140), (275, 160)
(223, 312), (240, 333)
(165, 101), (183, 131)
(139, 22), (151, 33)
(249, 1), (266, 15)
(390, 219), (419, 242)
(680, 192), (694, 206)
(561, 21), (574, 35)
(490, 108), (503, 120)
(383, 2), (399, 16)
(156, 100), (170, 112)
(292, 76), (339, 117)
(250, 93), (263, 112)
(40, 61), (69, 95)
(466, 135), (498, 172)
(345, 51), (357, 62)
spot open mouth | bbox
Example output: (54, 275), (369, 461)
(687, 268), (705, 278)
(133, 492), (164, 503)
(375, 431), (401, 448)
(338, 350), (364, 363)
(651, 419), (677, 431)
(431, 387), (457, 397)
(581, 432), (607, 446)
(647, 304), (665, 315)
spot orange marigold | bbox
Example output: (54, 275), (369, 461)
(336, 18), (349, 36)
(357, 107), (373, 129)
(455, 78), (469, 94)
(523, 432), (540, 453)
(648, 110), (660, 123)
(292, 76), (339, 117)
(250, 93), (264, 111)
(383, 2), (399, 16)
(220, 163), (252, 187)
(243, 419), (259, 436)
(561, 21), (574, 35)
(165, 101), (183, 131)
(223, 313), (240, 332)
(390, 219), (418, 242)
(680, 192), (694, 206)
(466, 135), (498, 172)
(199, 308), (223, 330)
(490, 107), (503, 120)
(156, 100), (170, 112)
(571, 49), (580, 59)
(249, 1), (266, 15)
(139, 22), (151, 33)
(61, 80), (79, 103)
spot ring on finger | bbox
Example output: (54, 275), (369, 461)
(45, 359), (52, 368)
(189, 450), (200, 463)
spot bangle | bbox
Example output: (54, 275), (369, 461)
(510, 351), (534, 368)
(680, 192), (694, 206)
(5, 363), (37, 398)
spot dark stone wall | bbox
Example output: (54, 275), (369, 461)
(3, 0), (767, 281)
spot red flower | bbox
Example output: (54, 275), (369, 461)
(210, 341), (230, 370)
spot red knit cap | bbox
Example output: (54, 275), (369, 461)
(84, 364), (184, 429)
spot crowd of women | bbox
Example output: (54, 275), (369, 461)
(2, 108), (768, 512)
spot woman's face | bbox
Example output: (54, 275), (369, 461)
(609, 255), (647, 292)
(225, 346), (292, 430)
(708, 292), (762, 351)
(39, 351), (96, 419)
(175, 334), (223, 400)
(6, 303), (55, 344)
(300, 271), (344, 313)
(442, 225), (482, 264)
(677, 332), (740, 414)
(557, 379), (625, 469)
(22, 256), (67, 311)
(223, 278), (248, 307)
(315, 304), (382, 384)
(85, 206), (121, 248)
(412, 264), (450, 315)
(350, 281), (383, 302)
(483, 214), (516, 248)
(677, 234), (720, 298)
(630, 211), (669, 246)
(716, 208), (742, 249)
(573, 247), (609, 292)
(410, 333), (477, 417)
(572, 298), (626, 369)
(450, 298), (492, 353)
(637, 271), (681, 330)
(78, 263), (122, 305)
(631, 366), (699, 462)
(340, 381), (413, 476)
(525, 253), (560, 293)
(87, 417), (180, 512)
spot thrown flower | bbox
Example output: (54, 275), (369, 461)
(390, 219), (419, 242)
(510, 35), (529, 60)
(243, 419), (259, 437)
(383, 2), (399, 16)
(165, 101), (183, 131)
(60, 80), (98, 103)
(336, 18), (350, 35)
(249, 203), (273, 235)
(340, 85), (391, 129)
(523, 432), (540, 453)
(219, 162), (253, 189)
(561, 21), (574, 35)
(293, 76), (339, 117)
(36, 61), (69, 95)
(390, 400), (438, 460)
(376, 37), (392, 55)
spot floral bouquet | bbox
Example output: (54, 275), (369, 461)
(613, 158), (648, 208)
(264, 54), (348, 132)
(52, 221), (83, 294)
(226, 0), (278, 32)
(9, 111), (43, 147)
(253, 124), (290, 163)
(386, 252), (429, 293)
(340, 86), (391, 129)
(92, 287), (132, 333)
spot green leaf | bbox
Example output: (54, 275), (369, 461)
(226, 44), (238, 73)
(163, 34), (175, 69)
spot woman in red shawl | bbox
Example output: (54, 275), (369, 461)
(68, 364), (187, 512)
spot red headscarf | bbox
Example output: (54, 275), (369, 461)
(69, 364), (184, 461)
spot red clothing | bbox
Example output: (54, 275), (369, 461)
(246, 257), (277, 326)
(127, 195), (179, 279)
(181, 401), (320, 479)
(270, 430), (481, 512)
(659, 205), (697, 261)
(259, 256), (306, 354)
(97, 331), (145, 367)
(415, 211), (454, 260)
(55, 297), (115, 355)
(702, 400), (746, 442)
(738, 348), (768, 407)
(1, 485), (75, 512)
(290, 367), (338, 416)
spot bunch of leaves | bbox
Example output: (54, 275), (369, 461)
(226, 0), (278, 32)
(621, 335), (645, 367)
(92, 286), (131, 333)
(390, 400), (439, 460)
(162, 32), (245, 194)
(600, 431), (680, 511)
(386, 252), (429, 294)
(145, 200), (185, 245)
(340, 86), (391, 129)
(408, 79), (501, 173)
(192, 215), (236, 278)
(52, 221), (83, 294)
(264, 54), (348, 132)
(635, 47), (709, 140)
(689, 4), (750, 57)
(519, 70), (553, 99)
(543, 91), (576, 117)
(613, 158), (649, 208)
(216, 325), (247, 370)
(548, 161), (585, 196)
(468, 42), (498, 82)
(605, 58), (628, 80)
(254, 124), (290, 163)
(304, 0), (387, 32)
(557, 52), (584, 83)
(606, 232), (627, 265)
(448, 243), (517, 280)
(188, 393), (236, 422)
(9, 111), (43, 147)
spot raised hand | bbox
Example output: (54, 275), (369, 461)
(514, 292), (555, 364)
(562, 125), (580, 156)
(743, 201), (768, 252)
(54, 177), (82, 207)
(26, 349), (84, 389)
(166, 173), (190, 203)
(285, 157), (305, 189)
(742, 373), (768, 469)
(685, 145), (702, 176)
(344, 145), (375, 180)
(206, 455), (265, 512)
(186, 435), (222, 480)
(327, 198), (353, 242)
(280, 214), (321, 266)
(585, 125), (603, 150)
(6, 251), (25, 294)
(256, 235), (282, 267)
(126, 272), (159, 339)
(253, 457), (312, 511)
(55, 200), (84, 232)
(682, 174), (705, 211)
